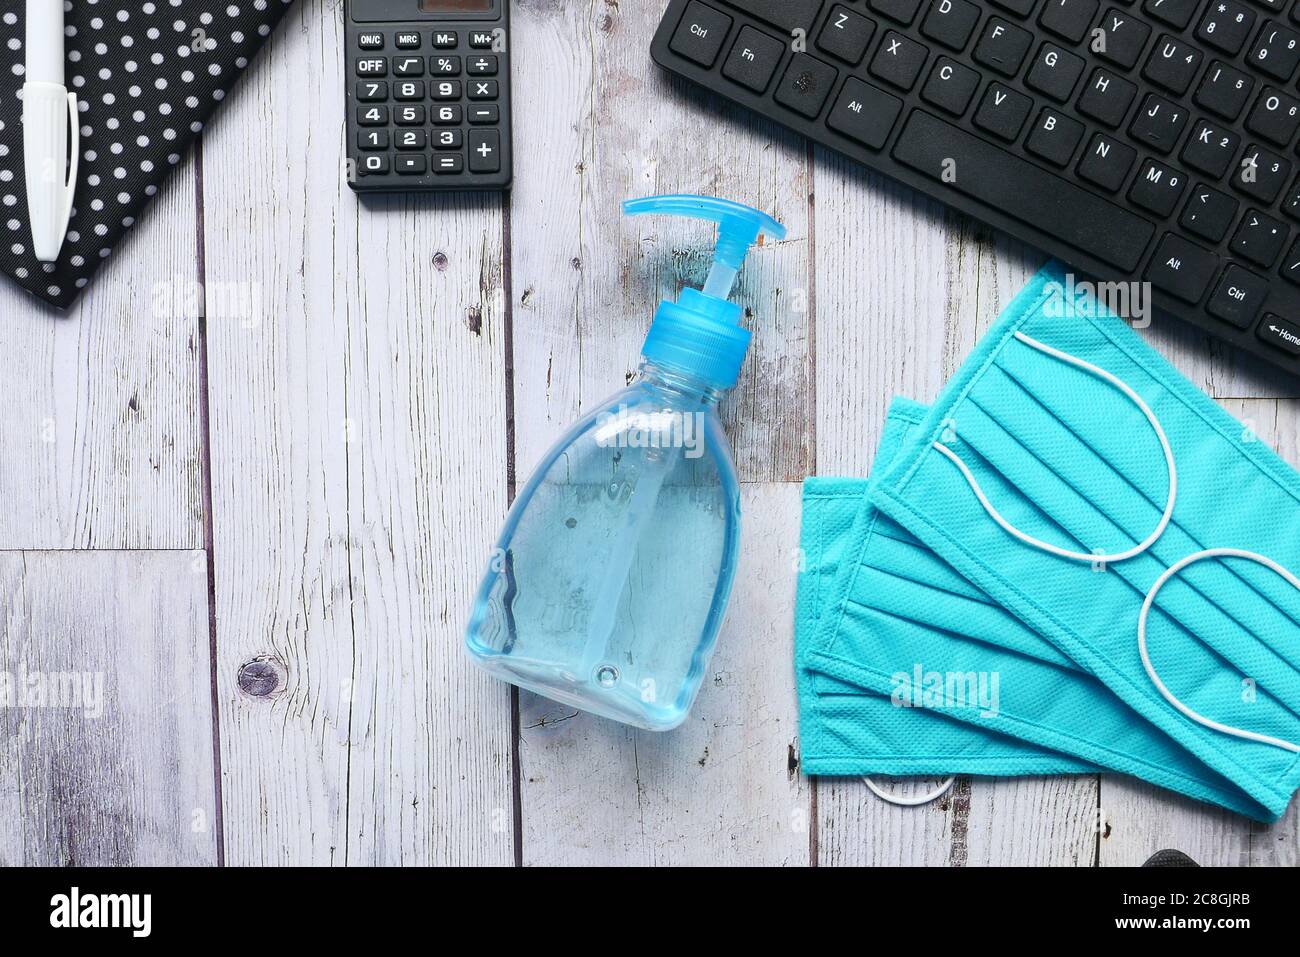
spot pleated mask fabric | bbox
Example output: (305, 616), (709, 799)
(871, 263), (1300, 820)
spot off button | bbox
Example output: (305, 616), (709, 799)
(1258, 314), (1300, 356)
(670, 1), (733, 68)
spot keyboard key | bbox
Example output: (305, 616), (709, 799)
(1234, 144), (1291, 203)
(990, 0), (1037, 15)
(827, 78), (904, 148)
(1249, 21), (1300, 80)
(1077, 132), (1137, 191)
(1257, 314), (1300, 354)
(1040, 0), (1100, 42)
(1181, 184), (1239, 241)
(869, 0), (926, 25)
(775, 54), (839, 116)
(1129, 158), (1187, 215)
(1284, 176), (1300, 219)
(1095, 8), (1152, 68)
(1026, 43), (1086, 101)
(973, 81), (1033, 139)
(1280, 241), (1300, 284)
(1146, 233), (1218, 302)
(718, 0), (823, 32)
(1197, 0), (1256, 54)
(1245, 87), (1300, 145)
(1026, 108), (1085, 164)
(891, 110), (1155, 269)
(973, 18), (1033, 75)
(819, 4), (877, 63)
(1078, 69), (1137, 127)
(723, 26), (788, 91)
(469, 129), (502, 173)
(1208, 264), (1269, 327)
(1194, 61), (1254, 119)
(1129, 94), (1188, 152)
(1180, 120), (1240, 177)
(920, 0), (981, 50)
(922, 57), (981, 114)
(1231, 209), (1288, 266)
(1143, 35), (1203, 94)
(670, 2), (733, 67)
(1142, 0), (1197, 29)
(870, 31), (930, 89)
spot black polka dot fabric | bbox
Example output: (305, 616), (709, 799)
(0, 0), (294, 309)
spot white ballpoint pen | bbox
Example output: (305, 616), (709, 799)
(22, 0), (79, 263)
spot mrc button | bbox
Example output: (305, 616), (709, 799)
(670, 1), (733, 67)
(1257, 314), (1300, 355)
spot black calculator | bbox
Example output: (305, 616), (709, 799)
(346, 0), (513, 192)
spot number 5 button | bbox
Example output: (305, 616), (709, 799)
(469, 130), (501, 173)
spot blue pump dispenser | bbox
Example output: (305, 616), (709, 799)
(465, 195), (786, 731)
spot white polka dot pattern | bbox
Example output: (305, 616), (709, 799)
(0, 0), (293, 308)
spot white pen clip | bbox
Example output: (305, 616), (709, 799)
(22, 82), (79, 263)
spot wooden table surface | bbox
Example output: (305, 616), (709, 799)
(1, 1), (1296, 867)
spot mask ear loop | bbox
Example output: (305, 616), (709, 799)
(933, 330), (1178, 564)
(1139, 548), (1300, 753)
(863, 775), (956, 806)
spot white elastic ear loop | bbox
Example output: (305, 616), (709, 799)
(933, 330), (1178, 564)
(1139, 548), (1300, 753)
(863, 775), (956, 806)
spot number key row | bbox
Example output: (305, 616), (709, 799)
(358, 104), (500, 125)
(356, 79), (500, 101)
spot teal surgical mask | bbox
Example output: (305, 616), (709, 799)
(797, 397), (1272, 820)
(870, 264), (1300, 820)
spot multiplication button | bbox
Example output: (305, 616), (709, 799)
(469, 79), (499, 100)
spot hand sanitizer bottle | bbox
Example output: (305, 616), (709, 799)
(466, 195), (786, 731)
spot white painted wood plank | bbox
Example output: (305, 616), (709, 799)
(0, 550), (216, 866)
(517, 483), (810, 866)
(0, 166), (203, 550)
(199, 4), (513, 866)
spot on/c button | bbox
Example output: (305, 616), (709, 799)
(669, 1), (734, 68)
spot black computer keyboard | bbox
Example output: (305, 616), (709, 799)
(652, 0), (1300, 375)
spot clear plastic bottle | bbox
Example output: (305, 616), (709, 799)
(465, 195), (786, 730)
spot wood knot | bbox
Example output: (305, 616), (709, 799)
(237, 656), (285, 698)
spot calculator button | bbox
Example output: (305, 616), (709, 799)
(358, 32), (384, 51)
(434, 105), (464, 124)
(433, 31), (458, 49)
(468, 105), (499, 124)
(433, 80), (463, 100)
(468, 54), (499, 75)
(394, 80), (425, 101)
(470, 31), (497, 49)
(395, 129), (428, 150)
(670, 2), (733, 67)
(396, 155), (428, 175)
(359, 130), (389, 150)
(434, 154), (465, 175)
(395, 105), (425, 125)
(393, 56), (425, 77)
(357, 105), (388, 126)
(356, 80), (388, 102)
(469, 130), (502, 173)
(356, 57), (388, 77)
(722, 26), (786, 93)
(435, 129), (464, 150)
(360, 154), (389, 175)
(469, 79), (499, 100)
(431, 55), (462, 76)
(395, 32), (421, 50)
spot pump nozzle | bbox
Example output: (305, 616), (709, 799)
(624, 194), (787, 390)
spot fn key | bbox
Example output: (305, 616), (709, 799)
(828, 79), (902, 149)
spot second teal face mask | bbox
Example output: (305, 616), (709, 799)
(798, 398), (1273, 820)
(870, 264), (1300, 820)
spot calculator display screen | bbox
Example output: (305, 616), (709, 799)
(420, 0), (492, 10)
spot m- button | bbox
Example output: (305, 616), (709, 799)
(469, 130), (502, 173)
(669, 1), (734, 68)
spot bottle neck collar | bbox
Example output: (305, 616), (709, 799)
(636, 360), (725, 406)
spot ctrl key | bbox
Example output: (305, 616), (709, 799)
(1258, 314), (1300, 356)
(1207, 265), (1268, 329)
(670, 2), (733, 68)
